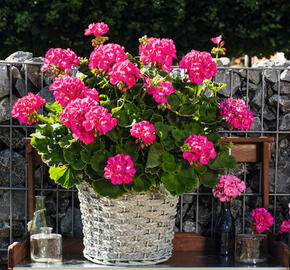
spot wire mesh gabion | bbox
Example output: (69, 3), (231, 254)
(76, 181), (179, 266)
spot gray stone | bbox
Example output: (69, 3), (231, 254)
(280, 69), (290, 82)
(273, 81), (290, 94)
(0, 221), (25, 237)
(268, 95), (290, 112)
(11, 66), (22, 80)
(229, 163), (247, 177)
(182, 220), (196, 233)
(0, 191), (25, 220)
(0, 97), (11, 123)
(280, 113), (290, 130)
(239, 69), (261, 84)
(215, 70), (241, 97)
(251, 117), (261, 131)
(252, 60), (274, 68)
(39, 86), (55, 104)
(182, 194), (194, 204)
(0, 127), (24, 149)
(24, 57), (43, 89)
(269, 161), (290, 193)
(0, 66), (9, 99)
(15, 79), (26, 97)
(264, 69), (279, 83)
(251, 86), (264, 107)
(0, 149), (25, 187)
(5, 51), (33, 63)
(242, 82), (258, 92)
(60, 207), (83, 237)
(263, 107), (276, 121)
(217, 57), (230, 67)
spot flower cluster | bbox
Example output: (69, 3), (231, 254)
(212, 175), (246, 202)
(182, 134), (216, 166)
(179, 49), (217, 84)
(49, 76), (99, 107)
(147, 80), (175, 104)
(220, 98), (254, 131)
(84, 22), (109, 37)
(108, 60), (142, 91)
(211, 35), (226, 56)
(60, 98), (117, 145)
(139, 37), (177, 73)
(104, 153), (136, 185)
(130, 121), (156, 148)
(211, 35), (223, 44)
(89, 43), (127, 71)
(251, 208), (274, 233)
(279, 220), (290, 233)
(12, 93), (46, 125)
(41, 48), (79, 77)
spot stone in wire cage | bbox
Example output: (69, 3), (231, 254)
(77, 182), (178, 265)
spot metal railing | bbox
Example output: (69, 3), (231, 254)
(0, 61), (289, 252)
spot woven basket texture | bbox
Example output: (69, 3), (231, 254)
(77, 181), (178, 265)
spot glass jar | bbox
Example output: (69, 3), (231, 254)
(214, 202), (235, 256)
(235, 234), (268, 264)
(30, 227), (62, 263)
(29, 196), (48, 235)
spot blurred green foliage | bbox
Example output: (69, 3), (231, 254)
(0, 0), (289, 59)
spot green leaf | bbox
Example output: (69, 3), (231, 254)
(30, 132), (50, 153)
(161, 152), (177, 173)
(49, 165), (81, 188)
(179, 103), (196, 115)
(45, 102), (63, 113)
(58, 134), (77, 149)
(42, 148), (64, 167)
(84, 164), (101, 180)
(209, 151), (236, 170)
(126, 174), (155, 193)
(167, 94), (180, 111)
(92, 179), (125, 199)
(172, 129), (187, 147)
(90, 150), (109, 172)
(63, 142), (85, 170)
(199, 170), (219, 188)
(146, 142), (165, 168)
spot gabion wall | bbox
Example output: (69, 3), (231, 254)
(0, 52), (289, 264)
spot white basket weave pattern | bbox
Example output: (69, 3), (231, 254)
(77, 181), (178, 265)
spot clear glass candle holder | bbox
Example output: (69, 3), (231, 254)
(235, 234), (268, 264)
(30, 227), (62, 263)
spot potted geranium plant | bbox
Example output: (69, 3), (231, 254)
(235, 208), (274, 264)
(12, 23), (254, 265)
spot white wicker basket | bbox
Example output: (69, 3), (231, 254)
(77, 181), (178, 265)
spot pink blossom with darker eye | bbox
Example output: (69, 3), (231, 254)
(89, 43), (127, 71)
(212, 175), (246, 202)
(251, 208), (274, 233)
(279, 220), (290, 233)
(60, 97), (116, 145)
(84, 22), (109, 37)
(147, 81), (175, 104)
(41, 48), (79, 75)
(179, 49), (217, 84)
(104, 153), (136, 185)
(139, 37), (177, 72)
(211, 35), (223, 44)
(220, 98), (254, 131)
(49, 76), (99, 107)
(109, 60), (142, 91)
(12, 93), (46, 125)
(130, 121), (156, 148)
(182, 134), (216, 166)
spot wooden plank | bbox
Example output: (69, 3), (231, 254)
(268, 236), (289, 267)
(231, 143), (258, 162)
(221, 136), (275, 143)
(262, 142), (271, 209)
(8, 238), (28, 270)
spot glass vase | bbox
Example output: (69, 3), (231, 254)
(214, 201), (235, 256)
(30, 227), (62, 263)
(29, 196), (48, 235)
(235, 234), (268, 264)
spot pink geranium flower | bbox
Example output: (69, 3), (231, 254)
(49, 75), (99, 107)
(280, 220), (290, 233)
(60, 97), (117, 145)
(211, 35), (223, 44)
(108, 60), (142, 91)
(41, 48), (79, 77)
(89, 43), (127, 71)
(213, 175), (246, 202)
(12, 93), (46, 125)
(146, 80), (175, 104)
(130, 121), (156, 148)
(251, 208), (274, 233)
(179, 49), (217, 84)
(104, 153), (136, 185)
(84, 22), (109, 37)
(182, 134), (216, 166)
(139, 37), (177, 72)
(220, 98), (254, 131)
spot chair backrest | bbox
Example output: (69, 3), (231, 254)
(24, 136), (274, 220)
